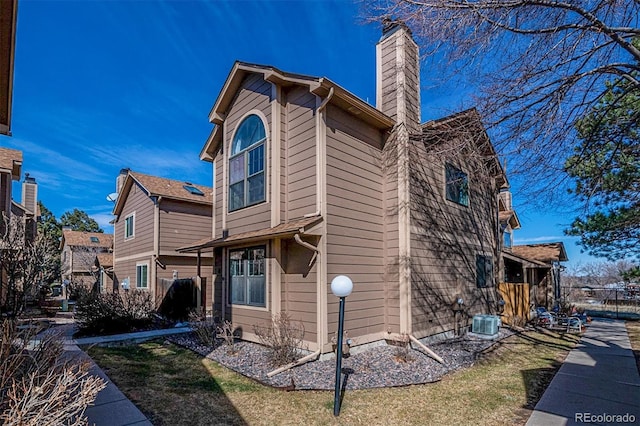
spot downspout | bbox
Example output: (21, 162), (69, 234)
(308, 86), (333, 217)
(153, 196), (162, 302)
(294, 234), (319, 267)
(314, 87), (333, 353)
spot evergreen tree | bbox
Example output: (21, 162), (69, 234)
(60, 208), (103, 233)
(565, 71), (640, 260)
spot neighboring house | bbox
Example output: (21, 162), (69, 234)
(111, 170), (214, 307)
(497, 184), (568, 313)
(60, 229), (113, 290)
(179, 22), (509, 355)
(94, 253), (113, 293)
(0, 0), (18, 135)
(510, 242), (568, 308)
(0, 147), (22, 222)
(0, 149), (40, 307)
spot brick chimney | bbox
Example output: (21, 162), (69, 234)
(21, 173), (37, 216)
(376, 19), (421, 132)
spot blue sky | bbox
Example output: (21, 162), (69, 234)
(1, 0), (599, 268)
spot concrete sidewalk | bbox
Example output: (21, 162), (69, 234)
(63, 326), (192, 426)
(527, 319), (640, 426)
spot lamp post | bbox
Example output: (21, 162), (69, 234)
(331, 275), (353, 417)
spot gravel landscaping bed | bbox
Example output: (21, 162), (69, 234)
(168, 328), (514, 390)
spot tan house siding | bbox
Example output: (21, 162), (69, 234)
(285, 86), (317, 220)
(280, 91), (288, 222)
(281, 239), (318, 344)
(409, 142), (499, 337)
(382, 132), (401, 333)
(158, 199), (212, 253)
(325, 105), (386, 340)
(114, 183), (154, 258)
(224, 73), (272, 235)
(214, 155), (223, 239)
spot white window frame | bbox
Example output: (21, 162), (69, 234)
(228, 114), (267, 212)
(136, 262), (149, 289)
(228, 245), (267, 307)
(124, 212), (135, 240)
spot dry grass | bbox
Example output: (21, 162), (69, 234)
(626, 320), (640, 374)
(86, 330), (579, 426)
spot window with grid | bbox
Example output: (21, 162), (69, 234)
(229, 246), (266, 307)
(229, 115), (266, 211)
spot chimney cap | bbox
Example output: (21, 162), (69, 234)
(381, 17), (412, 37)
(24, 173), (36, 183)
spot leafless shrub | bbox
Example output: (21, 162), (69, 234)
(189, 310), (219, 347)
(0, 319), (105, 425)
(253, 312), (305, 367)
(216, 320), (238, 355)
(75, 287), (155, 336)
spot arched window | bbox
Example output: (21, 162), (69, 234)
(228, 115), (266, 211)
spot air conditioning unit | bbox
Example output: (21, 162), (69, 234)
(472, 315), (500, 335)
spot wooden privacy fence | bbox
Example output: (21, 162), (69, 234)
(498, 282), (530, 325)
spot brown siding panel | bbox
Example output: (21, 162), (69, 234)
(409, 138), (499, 337)
(114, 183), (154, 259)
(286, 86), (317, 219)
(159, 199), (212, 252)
(325, 105), (386, 340)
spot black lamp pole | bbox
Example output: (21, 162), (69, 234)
(334, 295), (346, 416)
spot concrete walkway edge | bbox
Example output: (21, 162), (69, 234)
(68, 327), (193, 426)
(527, 319), (640, 426)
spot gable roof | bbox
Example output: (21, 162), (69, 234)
(113, 171), (212, 216)
(0, 147), (22, 179)
(499, 210), (521, 230)
(511, 242), (568, 263)
(61, 230), (113, 250)
(420, 108), (507, 188)
(95, 253), (113, 269)
(200, 61), (395, 161)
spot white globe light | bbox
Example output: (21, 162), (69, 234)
(331, 275), (353, 298)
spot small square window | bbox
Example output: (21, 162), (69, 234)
(90, 236), (100, 243)
(445, 163), (469, 206)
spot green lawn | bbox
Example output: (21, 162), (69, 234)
(86, 330), (579, 426)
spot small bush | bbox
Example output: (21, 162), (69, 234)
(75, 288), (155, 336)
(189, 310), (219, 348)
(253, 312), (305, 367)
(0, 319), (105, 425)
(216, 320), (238, 355)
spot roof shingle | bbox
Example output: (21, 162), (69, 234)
(511, 242), (568, 263)
(62, 230), (113, 249)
